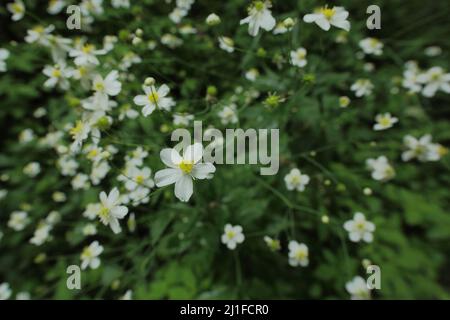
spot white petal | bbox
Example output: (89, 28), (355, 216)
(184, 143), (203, 164)
(315, 17), (331, 31)
(303, 13), (320, 23)
(142, 104), (156, 116)
(111, 206), (128, 219)
(158, 84), (170, 97)
(155, 168), (181, 187)
(174, 175), (193, 202)
(260, 11), (276, 31)
(160, 148), (182, 168)
(192, 163), (216, 179)
(133, 95), (148, 106)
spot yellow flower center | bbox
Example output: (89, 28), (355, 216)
(33, 26), (44, 33)
(82, 44), (94, 54)
(70, 121), (84, 138)
(370, 38), (379, 48)
(254, 1), (265, 11)
(430, 72), (441, 81)
(179, 160), (194, 174)
(12, 3), (24, 13)
(78, 66), (87, 76)
(379, 117), (391, 127)
(82, 247), (93, 259)
(320, 7), (336, 20)
(147, 92), (159, 103)
(295, 250), (306, 260)
(94, 81), (105, 91)
(98, 206), (110, 220)
(87, 149), (99, 159)
(438, 146), (448, 156)
(226, 231), (236, 239)
(355, 222), (366, 230)
(51, 69), (61, 78)
(136, 175), (144, 184)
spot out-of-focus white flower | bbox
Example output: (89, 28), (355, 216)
(161, 34), (183, 49)
(122, 166), (154, 191)
(264, 236), (281, 251)
(111, 0), (130, 8)
(90, 160), (111, 185)
(48, 0), (66, 14)
(58, 155), (79, 176)
(417, 67), (450, 97)
(288, 241), (309, 267)
(245, 68), (259, 81)
(346, 276), (371, 300)
(19, 129), (35, 143)
(303, 6), (350, 31)
(402, 134), (447, 162)
(92, 70), (122, 109)
(424, 46), (442, 57)
(82, 223), (97, 236)
(69, 120), (91, 153)
(8, 211), (29, 231)
(83, 203), (102, 220)
(0, 283), (12, 300)
(173, 114), (194, 126)
(359, 37), (383, 56)
(284, 168), (310, 192)
(72, 173), (90, 190)
(218, 37), (235, 53)
(240, 1), (276, 36)
(169, 7), (188, 24)
(69, 43), (106, 66)
(373, 113), (398, 131)
(134, 84), (175, 116)
(290, 47), (307, 68)
(16, 292), (31, 300)
(97, 188), (128, 234)
(218, 104), (238, 125)
(351, 79), (374, 97)
(80, 240), (103, 270)
(80, 0), (103, 15)
(119, 289), (133, 300)
(0, 49), (10, 72)
(23, 162), (41, 177)
(206, 13), (221, 26)
(52, 191), (66, 202)
(7, 0), (25, 21)
(30, 222), (52, 246)
(155, 143), (216, 202)
(221, 224), (245, 249)
(43, 63), (72, 90)
(343, 212), (375, 243)
(25, 25), (55, 45)
(366, 156), (395, 181)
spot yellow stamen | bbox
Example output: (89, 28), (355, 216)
(179, 160), (194, 174)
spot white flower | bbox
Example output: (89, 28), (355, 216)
(417, 67), (450, 97)
(69, 43), (106, 66)
(206, 13), (221, 26)
(19, 129), (35, 143)
(288, 241), (309, 267)
(402, 67), (422, 93)
(23, 162), (41, 177)
(155, 143), (216, 202)
(402, 134), (445, 162)
(111, 0), (130, 8)
(82, 223), (97, 236)
(69, 120), (91, 153)
(245, 68), (259, 81)
(8, 211), (29, 231)
(0, 49), (10, 72)
(346, 276), (371, 300)
(221, 224), (245, 249)
(264, 236), (281, 251)
(90, 160), (111, 185)
(97, 188), (128, 234)
(339, 96), (350, 108)
(303, 6), (350, 32)
(48, 0), (66, 14)
(359, 38), (383, 56)
(240, 1), (276, 36)
(80, 241), (103, 270)
(290, 47), (307, 68)
(25, 25), (55, 45)
(123, 166), (155, 191)
(218, 37), (235, 53)
(80, 0), (103, 15)
(351, 79), (374, 97)
(284, 168), (310, 192)
(58, 155), (79, 176)
(43, 64), (72, 90)
(169, 7), (188, 23)
(344, 212), (375, 243)
(366, 156), (395, 181)
(30, 223), (52, 246)
(125, 147), (148, 167)
(92, 70), (122, 108)
(72, 173), (90, 190)
(373, 113), (398, 131)
(424, 46), (442, 57)
(52, 191), (66, 202)
(133, 84), (175, 116)
(161, 34), (183, 48)
(7, 0), (25, 21)
(118, 289), (133, 300)
(173, 113), (194, 127)
(16, 292), (31, 300)
(218, 104), (238, 125)
(0, 283), (12, 300)
(83, 203), (101, 220)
